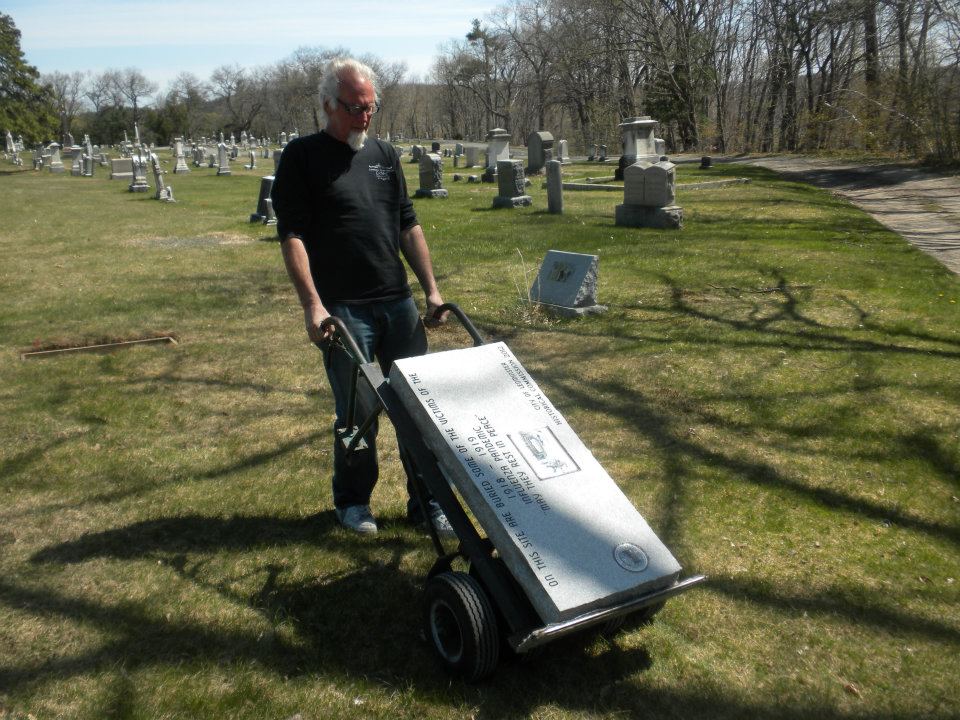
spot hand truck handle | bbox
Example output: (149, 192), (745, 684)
(433, 302), (486, 346)
(319, 316), (370, 364)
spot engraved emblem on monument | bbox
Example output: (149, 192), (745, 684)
(548, 261), (574, 283)
(509, 427), (579, 480)
(614, 543), (649, 573)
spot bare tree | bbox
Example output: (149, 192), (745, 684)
(42, 70), (85, 141)
(111, 67), (158, 130)
(209, 64), (264, 135)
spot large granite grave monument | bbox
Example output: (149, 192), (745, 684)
(483, 128), (511, 182)
(390, 343), (682, 624)
(492, 160), (532, 208)
(616, 116), (666, 181)
(526, 131), (554, 175)
(414, 153), (448, 198)
(615, 159), (683, 229)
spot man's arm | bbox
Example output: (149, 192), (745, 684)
(280, 235), (333, 343)
(399, 224), (448, 325)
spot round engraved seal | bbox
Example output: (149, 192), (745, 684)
(613, 543), (649, 573)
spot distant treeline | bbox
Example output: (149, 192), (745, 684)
(19, 1), (960, 163)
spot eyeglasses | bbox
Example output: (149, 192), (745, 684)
(336, 98), (380, 116)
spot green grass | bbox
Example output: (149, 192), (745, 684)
(1, 149), (958, 719)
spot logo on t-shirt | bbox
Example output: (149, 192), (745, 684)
(368, 163), (394, 181)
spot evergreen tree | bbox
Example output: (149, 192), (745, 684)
(0, 13), (57, 143)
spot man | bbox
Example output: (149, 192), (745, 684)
(271, 57), (451, 536)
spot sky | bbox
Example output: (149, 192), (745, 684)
(6, 0), (503, 94)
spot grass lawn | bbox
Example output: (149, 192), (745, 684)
(1, 147), (958, 719)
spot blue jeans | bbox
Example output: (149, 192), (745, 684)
(323, 297), (434, 517)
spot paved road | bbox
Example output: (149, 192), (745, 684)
(734, 156), (960, 274)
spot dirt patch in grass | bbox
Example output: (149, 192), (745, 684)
(124, 232), (252, 248)
(21, 330), (180, 355)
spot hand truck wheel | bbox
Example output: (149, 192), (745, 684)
(423, 571), (499, 681)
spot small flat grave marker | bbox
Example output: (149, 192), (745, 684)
(529, 250), (607, 316)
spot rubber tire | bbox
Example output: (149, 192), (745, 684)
(424, 571), (499, 681)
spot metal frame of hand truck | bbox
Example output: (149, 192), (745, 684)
(321, 302), (706, 680)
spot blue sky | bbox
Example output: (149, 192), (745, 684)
(6, 0), (502, 92)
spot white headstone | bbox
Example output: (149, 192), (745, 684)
(390, 343), (682, 624)
(485, 128), (511, 172)
(217, 142), (231, 176)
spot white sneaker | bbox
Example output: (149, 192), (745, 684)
(336, 505), (378, 535)
(427, 509), (458, 541)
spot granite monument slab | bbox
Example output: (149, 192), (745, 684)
(529, 250), (607, 316)
(390, 343), (682, 624)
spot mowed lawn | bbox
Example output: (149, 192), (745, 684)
(0, 149), (958, 720)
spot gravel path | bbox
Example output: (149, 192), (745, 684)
(735, 156), (960, 274)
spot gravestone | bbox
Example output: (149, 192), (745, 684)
(82, 136), (94, 176)
(150, 153), (175, 201)
(431, 141), (441, 154)
(529, 250), (607, 316)
(4, 130), (13, 154)
(217, 143), (231, 176)
(700, 155), (712, 169)
(414, 153), (448, 198)
(245, 149), (257, 170)
(492, 160), (532, 208)
(526, 131), (554, 175)
(70, 150), (83, 176)
(557, 139), (570, 164)
(410, 145), (423, 164)
(483, 128), (511, 182)
(464, 146), (478, 168)
(129, 153), (150, 192)
(616, 116), (665, 180)
(273, 148), (283, 172)
(47, 144), (64, 173)
(615, 159), (683, 229)
(546, 160), (563, 215)
(390, 342), (682, 624)
(110, 157), (133, 180)
(455, 142), (464, 156)
(262, 197), (277, 225)
(249, 175), (275, 222)
(173, 139), (190, 173)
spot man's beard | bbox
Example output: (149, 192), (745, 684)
(347, 129), (367, 151)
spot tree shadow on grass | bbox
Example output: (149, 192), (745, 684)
(706, 571), (960, 645)
(6, 548), (955, 720)
(16, 513), (662, 714)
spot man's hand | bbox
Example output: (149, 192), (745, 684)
(304, 302), (333, 344)
(424, 291), (449, 328)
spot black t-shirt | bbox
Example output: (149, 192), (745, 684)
(271, 131), (418, 304)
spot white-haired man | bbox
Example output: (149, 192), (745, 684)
(271, 57), (451, 536)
